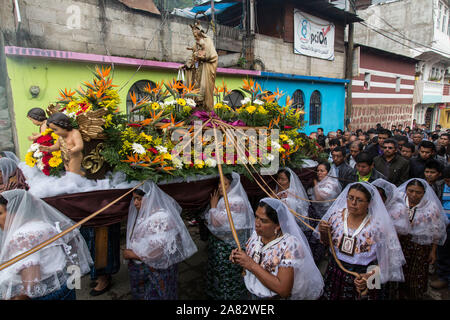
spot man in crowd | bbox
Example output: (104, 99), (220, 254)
(366, 128), (391, 158)
(331, 146), (356, 188)
(412, 131), (424, 155)
(424, 159), (444, 199)
(401, 143), (415, 160)
(374, 138), (410, 186)
(409, 140), (436, 178)
(317, 127), (326, 148)
(355, 152), (387, 183)
(346, 141), (363, 169)
(327, 138), (341, 162)
(358, 133), (370, 150)
(393, 135), (409, 153)
(437, 133), (450, 163)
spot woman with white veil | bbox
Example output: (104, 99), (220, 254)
(307, 161), (341, 264)
(124, 181), (197, 300)
(204, 172), (254, 300)
(371, 178), (410, 235)
(0, 189), (92, 300)
(0, 158), (29, 192)
(317, 182), (405, 300)
(0, 151), (20, 164)
(396, 178), (448, 300)
(275, 168), (309, 230)
(230, 198), (323, 300)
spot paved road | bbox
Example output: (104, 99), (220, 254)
(76, 219), (449, 300)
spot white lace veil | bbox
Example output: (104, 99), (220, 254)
(204, 172), (254, 245)
(259, 198), (324, 299)
(276, 168), (309, 216)
(1, 152), (19, 164)
(316, 182), (405, 283)
(371, 178), (410, 235)
(0, 158), (17, 185)
(126, 181), (197, 269)
(313, 165), (342, 202)
(0, 189), (92, 299)
(397, 178), (448, 246)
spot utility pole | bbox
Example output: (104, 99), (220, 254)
(345, 0), (355, 131)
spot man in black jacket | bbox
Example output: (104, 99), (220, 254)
(409, 140), (436, 179)
(366, 128), (391, 158)
(355, 152), (387, 183)
(331, 146), (357, 188)
(373, 138), (410, 186)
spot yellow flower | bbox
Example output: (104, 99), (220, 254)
(194, 160), (204, 169)
(140, 132), (153, 142)
(246, 105), (256, 114)
(280, 134), (289, 141)
(104, 114), (113, 128)
(48, 156), (62, 168)
(25, 152), (36, 167)
(51, 133), (59, 141)
(163, 153), (172, 160)
(177, 98), (186, 106)
(257, 105), (268, 114)
(183, 105), (192, 113)
(42, 128), (53, 136)
(279, 147), (285, 153)
(151, 102), (160, 110)
(52, 151), (62, 157)
(214, 103), (223, 109)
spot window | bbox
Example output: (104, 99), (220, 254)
(438, 2), (442, 29)
(292, 89), (305, 109)
(396, 77), (401, 92)
(444, 8), (448, 32)
(309, 90), (322, 125)
(223, 90), (245, 109)
(126, 80), (156, 121)
(364, 72), (371, 90)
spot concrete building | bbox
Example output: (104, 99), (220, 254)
(353, 0), (450, 130)
(350, 44), (418, 131)
(0, 0), (360, 157)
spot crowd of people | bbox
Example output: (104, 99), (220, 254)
(0, 121), (449, 301)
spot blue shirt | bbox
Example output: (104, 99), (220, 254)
(442, 184), (450, 220)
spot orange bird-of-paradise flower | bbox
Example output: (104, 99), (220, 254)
(262, 93), (277, 103)
(242, 78), (256, 92)
(273, 88), (284, 100)
(121, 154), (140, 163)
(58, 88), (76, 101)
(129, 91), (137, 105)
(285, 95), (293, 108)
(95, 66), (111, 79)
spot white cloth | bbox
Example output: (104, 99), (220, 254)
(126, 181), (197, 269)
(397, 178), (448, 246)
(204, 172), (254, 245)
(1, 152), (19, 164)
(316, 182), (405, 284)
(276, 168), (309, 217)
(0, 189), (93, 299)
(371, 178), (410, 235)
(244, 198), (323, 300)
(308, 166), (341, 217)
(0, 158), (17, 185)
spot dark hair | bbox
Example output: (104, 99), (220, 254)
(47, 113), (73, 131)
(355, 152), (373, 165)
(332, 146), (347, 157)
(419, 140), (436, 152)
(350, 141), (363, 151)
(443, 166), (450, 179)
(375, 186), (387, 201)
(317, 161), (331, 173)
(431, 134), (439, 141)
(402, 142), (415, 153)
(424, 159), (443, 173)
(133, 189), (146, 197)
(378, 128), (392, 137)
(348, 183), (372, 202)
(27, 108), (47, 122)
(329, 138), (341, 147)
(367, 128), (376, 134)
(276, 169), (291, 182)
(318, 127), (324, 132)
(224, 173), (233, 183)
(257, 201), (279, 225)
(0, 195), (7, 207)
(406, 179), (425, 191)
(441, 133), (450, 140)
(393, 135), (408, 144)
(383, 138), (398, 149)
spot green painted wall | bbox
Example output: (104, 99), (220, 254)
(5, 56), (246, 160)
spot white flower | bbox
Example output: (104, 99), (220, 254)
(253, 99), (264, 105)
(29, 143), (40, 152)
(240, 97), (251, 105)
(156, 145), (168, 154)
(287, 139), (294, 146)
(164, 100), (176, 106)
(132, 143), (146, 155)
(186, 98), (196, 107)
(205, 158), (217, 168)
(62, 110), (77, 119)
(267, 154), (275, 161)
(172, 157), (183, 169)
(272, 142), (281, 151)
(36, 159), (44, 170)
(159, 102), (165, 108)
(33, 151), (43, 158)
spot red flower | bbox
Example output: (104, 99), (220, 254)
(282, 144), (290, 151)
(42, 153), (52, 165)
(267, 146), (272, 152)
(36, 135), (53, 144)
(148, 147), (158, 154)
(284, 126), (293, 129)
(42, 166), (50, 176)
(127, 123), (142, 127)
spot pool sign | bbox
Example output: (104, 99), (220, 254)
(294, 9), (335, 61)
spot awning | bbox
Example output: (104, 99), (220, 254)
(171, 1), (239, 19)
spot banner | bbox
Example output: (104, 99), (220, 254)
(294, 9), (335, 61)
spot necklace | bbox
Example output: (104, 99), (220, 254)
(339, 208), (370, 256)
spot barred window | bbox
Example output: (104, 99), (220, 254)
(292, 89), (305, 109)
(309, 90), (322, 125)
(224, 90), (245, 109)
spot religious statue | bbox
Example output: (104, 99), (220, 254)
(40, 112), (85, 176)
(180, 21), (218, 111)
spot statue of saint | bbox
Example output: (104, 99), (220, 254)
(40, 113), (85, 176)
(181, 21), (218, 111)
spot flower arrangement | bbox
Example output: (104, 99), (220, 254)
(25, 128), (64, 176)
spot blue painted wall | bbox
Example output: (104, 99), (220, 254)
(255, 74), (346, 135)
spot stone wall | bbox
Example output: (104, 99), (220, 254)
(351, 104), (414, 131)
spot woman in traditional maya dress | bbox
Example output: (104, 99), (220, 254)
(306, 162), (341, 264)
(396, 179), (448, 299)
(204, 172), (254, 299)
(0, 158), (28, 192)
(0, 190), (92, 300)
(275, 168), (309, 231)
(230, 198), (324, 300)
(317, 182), (405, 300)
(124, 182), (197, 300)
(39, 113), (84, 176)
(27, 108), (48, 142)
